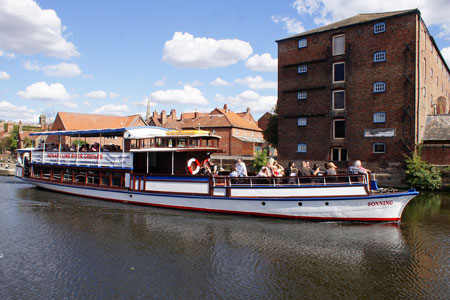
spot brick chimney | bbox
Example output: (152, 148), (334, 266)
(7, 122), (13, 133)
(19, 120), (23, 132)
(246, 107), (250, 113)
(161, 110), (167, 125)
(170, 109), (176, 120)
(223, 104), (228, 112)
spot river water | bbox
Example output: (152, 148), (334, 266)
(1, 176), (449, 300)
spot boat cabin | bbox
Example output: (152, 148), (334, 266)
(19, 127), (222, 189)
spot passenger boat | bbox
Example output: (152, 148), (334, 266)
(15, 126), (418, 222)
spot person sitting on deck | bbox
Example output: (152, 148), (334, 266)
(299, 161), (320, 177)
(348, 160), (371, 174)
(257, 166), (271, 177)
(324, 162), (338, 176)
(235, 158), (247, 177)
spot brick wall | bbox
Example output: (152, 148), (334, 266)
(277, 11), (449, 169)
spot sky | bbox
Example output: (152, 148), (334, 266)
(1, 0), (450, 124)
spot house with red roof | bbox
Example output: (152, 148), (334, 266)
(148, 104), (266, 157)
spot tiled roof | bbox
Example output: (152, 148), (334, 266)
(422, 115), (450, 142)
(179, 110), (262, 131)
(54, 112), (146, 130)
(278, 9), (418, 41)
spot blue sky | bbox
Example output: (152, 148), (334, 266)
(1, 0), (450, 124)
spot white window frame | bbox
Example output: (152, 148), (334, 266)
(332, 62), (345, 83)
(297, 91), (307, 100)
(332, 34), (345, 56)
(373, 81), (386, 93)
(298, 38), (307, 48)
(331, 147), (348, 161)
(333, 119), (345, 140)
(374, 22), (385, 34)
(297, 117), (307, 126)
(298, 65), (307, 73)
(374, 51), (386, 62)
(373, 143), (386, 153)
(332, 90), (345, 110)
(373, 112), (386, 124)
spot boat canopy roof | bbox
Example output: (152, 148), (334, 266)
(29, 126), (220, 139)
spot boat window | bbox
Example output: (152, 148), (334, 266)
(111, 172), (122, 187)
(63, 169), (72, 182)
(33, 166), (42, 178)
(156, 138), (163, 147)
(52, 168), (61, 182)
(87, 170), (100, 185)
(42, 167), (51, 180)
(100, 171), (111, 186)
(74, 170), (86, 184)
(177, 138), (186, 147)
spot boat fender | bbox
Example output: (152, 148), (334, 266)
(187, 158), (200, 175)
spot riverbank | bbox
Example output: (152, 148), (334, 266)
(0, 167), (14, 176)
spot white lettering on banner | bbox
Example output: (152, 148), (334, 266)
(31, 151), (133, 168)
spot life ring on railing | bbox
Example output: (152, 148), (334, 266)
(187, 158), (201, 175)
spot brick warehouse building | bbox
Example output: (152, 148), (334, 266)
(276, 9), (450, 174)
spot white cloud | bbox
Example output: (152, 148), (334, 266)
(94, 104), (130, 116)
(23, 60), (41, 71)
(135, 97), (157, 108)
(216, 91), (277, 113)
(442, 47), (450, 65)
(271, 15), (305, 34)
(17, 82), (72, 104)
(162, 32), (253, 69)
(234, 76), (277, 90)
(0, 101), (37, 122)
(85, 90), (107, 99)
(153, 76), (167, 87)
(150, 85), (209, 105)
(211, 77), (231, 86)
(0, 71), (10, 80)
(291, 0), (450, 38)
(245, 53), (278, 72)
(0, 0), (79, 58)
(43, 63), (81, 77)
(178, 80), (202, 87)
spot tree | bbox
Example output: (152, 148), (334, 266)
(264, 105), (278, 148)
(251, 149), (268, 170)
(405, 151), (441, 191)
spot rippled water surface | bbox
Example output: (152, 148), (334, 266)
(1, 177), (449, 299)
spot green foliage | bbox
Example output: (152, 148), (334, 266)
(405, 152), (441, 191)
(72, 139), (87, 146)
(251, 149), (268, 170)
(23, 137), (33, 148)
(263, 105), (278, 148)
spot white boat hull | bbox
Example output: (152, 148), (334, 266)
(18, 177), (418, 222)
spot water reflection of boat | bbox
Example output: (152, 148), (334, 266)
(15, 127), (418, 222)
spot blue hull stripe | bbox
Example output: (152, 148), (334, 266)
(18, 177), (419, 202)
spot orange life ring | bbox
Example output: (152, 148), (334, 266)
(187, 158), (200, 175)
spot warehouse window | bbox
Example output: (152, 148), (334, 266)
(373, 113), (386, 123)
(374, 51), (386, 62)
(297, 143), (307, 153)
(297, 91), (307, 100)
(298, 38), (307, 48)
(333, 62), (345, 83)
(297, 117), (307, 126)
(373, 143), (385, 153)
(373, 82), (386, 93)
(374, 22), (385, 34)
(333, 119), (345, 139)
(331, 148), (347, 161)
(298, 65), (307, 73)
(332, 90), (345, 110)
(332, 35), (345, 56)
